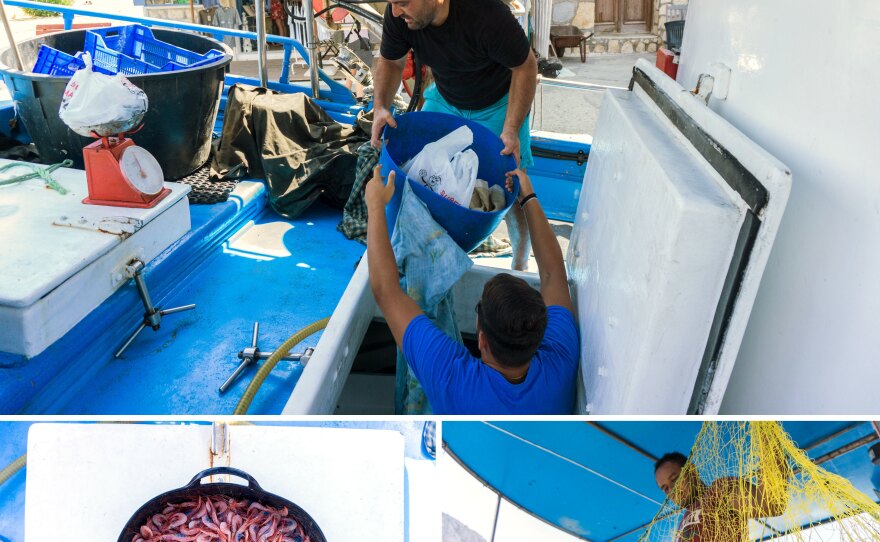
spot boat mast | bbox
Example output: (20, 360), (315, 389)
(255, 0), (268, 86)
(305, 0), (320, 97)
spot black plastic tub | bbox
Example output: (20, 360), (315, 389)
(0, 27), (232, 179)
(118, 467), (327, 542)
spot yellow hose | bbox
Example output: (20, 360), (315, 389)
(233, 317), (331, 415)
(0, 454), (26, 487)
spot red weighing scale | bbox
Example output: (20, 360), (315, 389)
(82, 131), (169, 208)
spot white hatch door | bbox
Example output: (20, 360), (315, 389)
(569, 59), (791, 414)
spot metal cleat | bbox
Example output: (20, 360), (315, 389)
(219, 322), (315, 393)
(114, 259), (196, 358)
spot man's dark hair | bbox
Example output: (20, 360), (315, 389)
(654, 452), (688, 473)
(476, 273), (547, 367)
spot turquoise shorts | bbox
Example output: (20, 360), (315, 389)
(420, 84), (534, 169)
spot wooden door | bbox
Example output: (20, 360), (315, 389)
(594, 0), (652, 33)
(595, 0), (616, 33)
(620, 0), (651, 32)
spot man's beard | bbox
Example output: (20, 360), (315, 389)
(404, 18), (429, 30)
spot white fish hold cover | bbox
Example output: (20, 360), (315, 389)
(58, 52), (148, 137)
(403, 125), (479, 207)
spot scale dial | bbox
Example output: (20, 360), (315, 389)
(119, 145), (165, 196)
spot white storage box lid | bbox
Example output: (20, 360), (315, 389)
(0, 159), (191, 357)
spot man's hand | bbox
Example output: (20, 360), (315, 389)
(500, 128), (521, 166)
(506, 168), (533, 200)
(366, 164), (396, 209)
(371, 107), (398, 149)
(365, 162), (422, 348)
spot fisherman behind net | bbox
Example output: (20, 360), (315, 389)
(640, 421), (880, 542)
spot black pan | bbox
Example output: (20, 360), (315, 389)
(118, 466), (327, 542)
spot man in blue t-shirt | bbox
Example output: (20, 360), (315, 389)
(370, 0), (539, 270)
(365, 165), (580, 414)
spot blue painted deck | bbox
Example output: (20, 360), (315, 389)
(61, 201), (365, 415)
(0, 420), (433, 542)
(443, 421), (880, 541)
(0, 180), (365, 414)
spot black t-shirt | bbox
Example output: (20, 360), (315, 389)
(380, 0), (531, 110)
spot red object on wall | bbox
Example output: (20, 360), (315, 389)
(656, 48), (678, 79)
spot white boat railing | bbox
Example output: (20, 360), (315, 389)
(532, 74), (628, 133)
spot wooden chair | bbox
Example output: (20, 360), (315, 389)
(549, 25), (593, 63)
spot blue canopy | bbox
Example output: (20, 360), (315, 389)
(443, 421), (879, 541)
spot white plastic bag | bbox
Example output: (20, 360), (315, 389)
(58, 53), (148, 137)
(403, 126), (479, 206)
(445, 148), (478, 204)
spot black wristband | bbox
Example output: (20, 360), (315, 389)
(518, 193), (538, 209)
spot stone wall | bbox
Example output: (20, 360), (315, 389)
(657, 0), (688, 43)
(551, 0), (596, 29)
(586, 35), (657, 54)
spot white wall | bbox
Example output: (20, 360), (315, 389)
(677, 0), (880, 413)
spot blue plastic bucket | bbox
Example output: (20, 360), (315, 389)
(380, 111), (519, 253)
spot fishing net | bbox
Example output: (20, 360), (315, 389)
(640, 421), (880, 542)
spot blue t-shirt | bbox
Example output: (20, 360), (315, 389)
(402, 306), (580, 414)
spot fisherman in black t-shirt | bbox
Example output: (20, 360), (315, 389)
(370, 0), (538, 270)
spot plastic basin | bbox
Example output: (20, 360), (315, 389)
(380, 111), (519, 253)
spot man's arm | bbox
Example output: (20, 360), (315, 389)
(500, 54), (538, 163)
(507, 170), (572, 311)
(370, 55), (408, 148)
(712, 424), (791, 518)
(744, 423), (791, 517)
(365, 164), (423, 345)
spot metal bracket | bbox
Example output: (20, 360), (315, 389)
(114, 259), (196, 358)
(219, 321), (315, 393)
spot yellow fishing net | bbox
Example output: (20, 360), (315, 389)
(639, 421), (880, 542)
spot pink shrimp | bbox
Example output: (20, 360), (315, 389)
(135, 495), (311, 542)
(169, 512), (188, 529)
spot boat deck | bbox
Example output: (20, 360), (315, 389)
(0, 180), (366, 415)
(0, 163), (582, 414)
(62, 202), (366, 415)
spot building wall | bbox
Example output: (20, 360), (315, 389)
(549, 0), (687, 53)
(551, 0), (596, 29)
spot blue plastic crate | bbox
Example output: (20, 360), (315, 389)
(32, 45), (83, 76)
(116, 25), (224, 70)
(83, 32), (160, 76)
(84, 25), (123, 50)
